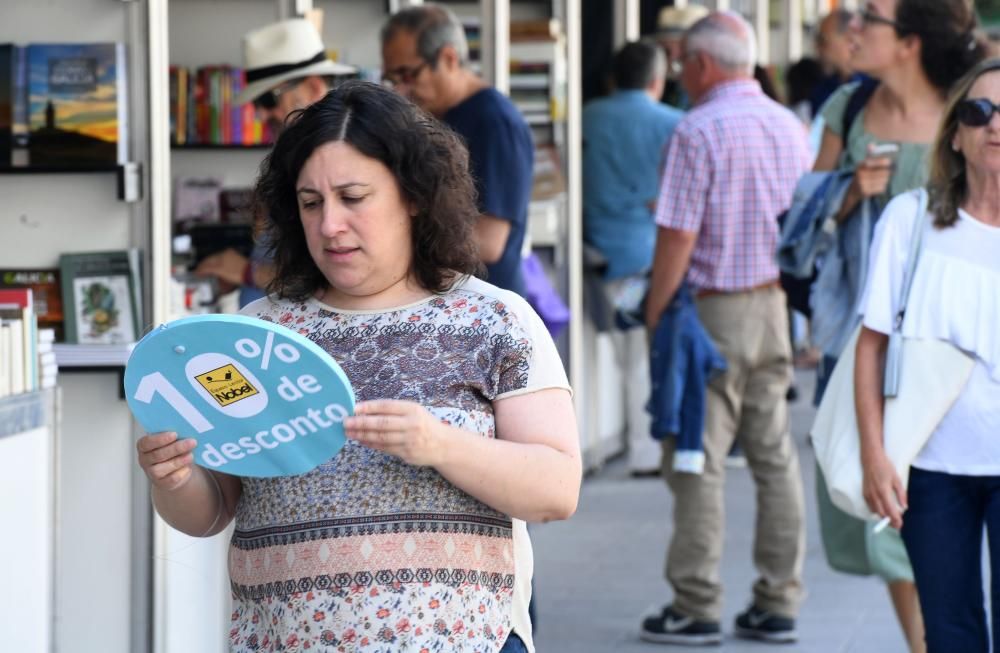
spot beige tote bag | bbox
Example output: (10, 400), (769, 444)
(811, 189), (975, 521)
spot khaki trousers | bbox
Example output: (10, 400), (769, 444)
(661, 286), (805, 621)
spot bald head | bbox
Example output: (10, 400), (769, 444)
(685, 10), (757, 75)
(816, 9), (855, 79)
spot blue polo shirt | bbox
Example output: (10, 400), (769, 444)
(443, 88), (534, 296)
(583, 90), (683, 280)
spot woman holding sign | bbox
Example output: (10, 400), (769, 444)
(135, 80), (581, 653)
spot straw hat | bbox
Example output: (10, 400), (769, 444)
(657, 5), (711, 35)
(235, 18), (356, 105)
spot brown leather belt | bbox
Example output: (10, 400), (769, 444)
(695, 279), (780, 300)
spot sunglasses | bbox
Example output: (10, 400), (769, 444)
(957, 98), (1000, 127)
(381, 60), (430, 87)
(252, 79), (300, 110)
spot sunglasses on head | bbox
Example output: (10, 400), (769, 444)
(957, 98), (1000, 127)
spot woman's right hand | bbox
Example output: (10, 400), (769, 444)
(862, 449), (907, 530)
(136, 431), (198, 492)
(836, 150), (894, 223)
(853, 153), (894, 199)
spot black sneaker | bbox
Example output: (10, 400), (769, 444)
(640, 605), (722, 646)
(733, 605), (798, 643)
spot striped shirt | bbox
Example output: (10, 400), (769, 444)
(655, 79), (811, 292)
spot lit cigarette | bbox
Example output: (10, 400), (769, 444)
(873, 516), (891, 533)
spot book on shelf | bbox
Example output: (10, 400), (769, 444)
(0, 288), (37, 397)
(510, 19), (561, 41)
(0, 268), (64, 341)
(0, 322), (8, 397)
(170, 66), (270, 146)
(59, 249), (142, 345)
(0, 45), (13, 168)
(0, 44), (29, 168)
(174, 175), (223, 225)
(25, 42), (128, 168)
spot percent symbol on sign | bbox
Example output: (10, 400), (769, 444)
(234, 332), (301, 370)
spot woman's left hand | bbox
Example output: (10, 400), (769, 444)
(344, 400), (447, 467)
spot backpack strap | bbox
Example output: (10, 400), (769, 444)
(841, 77), (879, 146)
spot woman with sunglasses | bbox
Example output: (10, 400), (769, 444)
(809, 1), (986, 651)
(856, 58), (1000, 652)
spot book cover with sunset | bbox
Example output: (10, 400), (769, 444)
(27, 43), (127, 168)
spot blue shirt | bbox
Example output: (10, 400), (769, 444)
(648, 284), (727, 474)
(443, 88), (534, 296)
(583, 90), (683, 280)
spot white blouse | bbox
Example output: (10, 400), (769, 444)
(860, 190), (1000, 475)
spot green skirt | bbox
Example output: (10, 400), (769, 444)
(815, 463), (914, 582)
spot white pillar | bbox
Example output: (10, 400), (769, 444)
(146, 0), (172, 646)
(613, 0), (640, 50)
(481, 0), (510, 95)
(754, 0), (769, 66)
(566, 0), (585, 465)
(387, 0), (423, 13)
(785, 0), (802, 64)
(714, 0), (731, 11)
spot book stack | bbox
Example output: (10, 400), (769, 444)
(37, 328), (56, 390)
(0, 42), (128, 169)
(0, 268), (64, 341)
(0, 288), (38, 398)
(510, 18), (561, 42)
(169, 66), (272, 146)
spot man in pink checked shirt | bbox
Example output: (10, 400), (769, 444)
(641, 10), (811, 647)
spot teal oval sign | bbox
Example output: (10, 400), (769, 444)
(124, 314), (354, 478)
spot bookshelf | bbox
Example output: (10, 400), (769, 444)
(0, 165), (121, 174)
(0, 388), (58, 653)
(171, 143), (270, 151)
(0, 0), (154, 651)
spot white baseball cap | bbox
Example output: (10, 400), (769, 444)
(236, 18), (356, 106)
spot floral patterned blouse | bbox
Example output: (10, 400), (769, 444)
(230, 276), (570, 652)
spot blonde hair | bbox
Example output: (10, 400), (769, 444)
(928, 57), (1000, 228)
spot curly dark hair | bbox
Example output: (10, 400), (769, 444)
(254, 80), (483, 301)
(894, 0), (987, 94)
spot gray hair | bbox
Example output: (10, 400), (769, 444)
(381, 3), (469, 67)
(825, 8), (854, 34)
(686, 11), (756, 75)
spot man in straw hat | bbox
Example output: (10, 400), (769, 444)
(195, 18), (354, 306)
(654, 4), (709, 109)
(236, 17), (355, 134)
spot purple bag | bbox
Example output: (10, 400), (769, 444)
(521, 253), (570, 337)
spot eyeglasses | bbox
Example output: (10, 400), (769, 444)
(957, 98), (1000, 127)
(252, 79), (301, 110)
(381, 60), (430, 87)
(857, 7), (905, 32)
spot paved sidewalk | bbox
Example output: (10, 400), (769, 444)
(531, 371), (908, 653)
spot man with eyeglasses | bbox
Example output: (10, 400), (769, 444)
(194, 18), (354, 306)
(381, 3), (534, 298)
